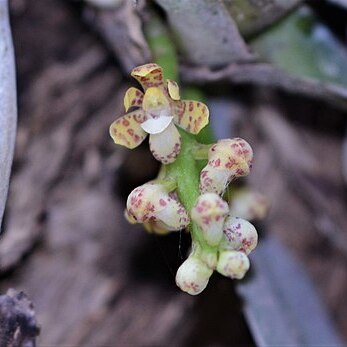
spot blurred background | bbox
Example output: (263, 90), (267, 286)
(1, 0), (347, 345)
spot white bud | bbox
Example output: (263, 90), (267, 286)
(191, 193), (229, 246)
(221, 216), (258, 255)
(217, 251), (250, 279)
(229, 190), (269, 221)
(126, 183), (189, 230)
(199, 138), (253, 195)
(176, 256), (213, 295)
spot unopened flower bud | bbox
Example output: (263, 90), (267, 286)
(191, 193), (229, 246)
(221, 216), (258, 255)
(176, 256), (213, 295)
(126, 183), (189, 230)
(200, 138), (253, 195)
(229, 189), (269, 221)
(217, 251), (250, 279)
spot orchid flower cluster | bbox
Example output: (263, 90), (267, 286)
(110, 63), (268, 295)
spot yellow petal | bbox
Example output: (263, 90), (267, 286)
(167, 79), (180, 100)
(149, 123), (181, 164)
(174, 100), (209, 134)
(131, 63), (163, 90)
(123, 87), (144, 111)
(109, 110), (147, 149)
(142, 87), (170, 112)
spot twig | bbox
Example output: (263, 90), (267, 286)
(0, 0), (17, 229)
(155, 0), (254, 67)
(181, 63), (347, 112)
(84, 1), (150, 73)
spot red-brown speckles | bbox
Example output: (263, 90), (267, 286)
(159, 199), (167, 207)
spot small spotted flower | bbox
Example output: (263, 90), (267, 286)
(126, 182), (190, 230)
(191, 193), (229, 246)
(109, 63), (209, 164)
(229, 189), (269, 221)
(200, 138), (253, 195)
(217, 250), (250, 280)
(220, 216), (258, 255)
(175, 255), (213, 295)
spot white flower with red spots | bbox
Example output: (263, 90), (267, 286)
(191, 193), (229, 246)
(220, 216), (258, 255)
(109, 63), (209, 164)
(217, 250), (250, 280)
(126, 182), (190, 231)
(175, 255), (213, 295)
(200, 138), (253, 195)
(229, 189), (269, 221)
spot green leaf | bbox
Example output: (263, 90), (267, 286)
(250, 6), (347, 87)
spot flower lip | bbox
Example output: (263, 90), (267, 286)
(141, 116), (173, 134)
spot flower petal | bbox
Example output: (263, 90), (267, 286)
(109, 110), (147, 149)
(221, 216), (258, 255)
(191, 193), (229, 246)
(199, 166), (231, 195)
(131, 63), (164, 90)
(141, 117), (173, 134)
(176, 255), (213, 295)
(173, 100), (209, 134)
(123, 87), (144, 111)
(217, 251), (250, 279)
(167, 79), (180, 100)
(142, 87), (170, 114)
(155, 195), (190, 230)
(149, 123), (181, 164)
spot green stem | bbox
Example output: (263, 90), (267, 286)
(165, 129), (214, 252)
(145, 11), (217, 256)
